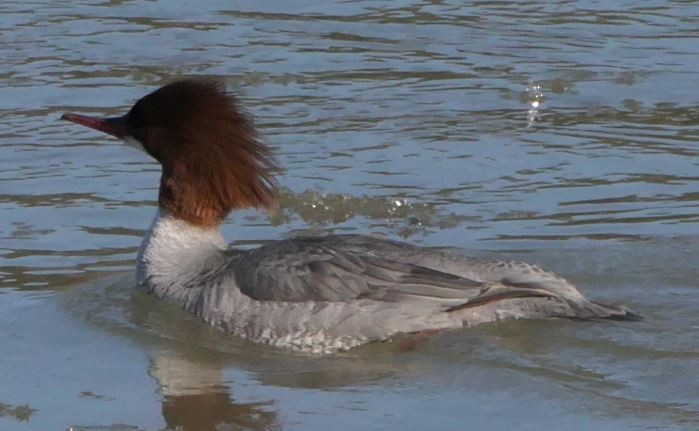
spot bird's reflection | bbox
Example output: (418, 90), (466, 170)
(62, 274), (407, 430)
(149, 351), (279, 431)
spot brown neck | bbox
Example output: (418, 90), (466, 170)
(157, 162), (277, 228)
(158, 177), (222, 228)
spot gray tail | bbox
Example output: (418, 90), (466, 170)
(567, 299), (642, 321)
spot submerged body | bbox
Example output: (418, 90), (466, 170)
(62, 79), (637, 354)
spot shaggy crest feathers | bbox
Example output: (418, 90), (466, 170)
(129, 79), (279, 226)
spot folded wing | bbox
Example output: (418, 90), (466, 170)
(232, 236), (556, 310)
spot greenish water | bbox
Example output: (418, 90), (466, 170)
(1, 1), (698, 430)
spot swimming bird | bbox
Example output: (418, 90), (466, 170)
(61, 79), (638, 354)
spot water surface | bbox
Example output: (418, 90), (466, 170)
(1, 1), (699, 430)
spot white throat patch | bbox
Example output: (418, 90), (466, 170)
(123, 136), (146, 153)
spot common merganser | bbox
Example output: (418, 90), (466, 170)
(61, 79), (638, 354)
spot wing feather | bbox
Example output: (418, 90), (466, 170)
(232, 236), (558, 310)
